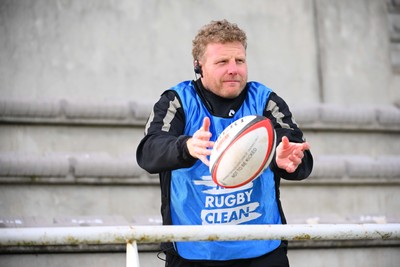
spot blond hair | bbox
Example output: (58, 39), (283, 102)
(192, 19), (247, 60)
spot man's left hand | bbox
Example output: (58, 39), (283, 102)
(275, 136), (310, 173)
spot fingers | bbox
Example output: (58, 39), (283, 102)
(198, 155), (210, 166)
(193, 129), (212, 141)
(194, 117), (212, 139)
(191, 139), (214, 154)
(280, 137), (310, 153)
(276, 137), (310, 173)
(187, 117), (214, 165)
(201, 117), (211, 132)
(281, 136), (290, 149)
(293, 146), (305, 159)
(290, 144), (306, 164)
(302, 142), (310, 151)
(189, 136), (213, 166)
(285, 164), (296, 173)
(288, 153), (302, 166)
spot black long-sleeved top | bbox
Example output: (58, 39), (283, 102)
(136, 79), (313, 254)
(137, 79), (312, 179)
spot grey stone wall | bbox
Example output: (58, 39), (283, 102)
(1, 0), (398, 105)
(1, 1), (400, 267)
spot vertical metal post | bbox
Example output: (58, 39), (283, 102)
(126, 241), (140, 267)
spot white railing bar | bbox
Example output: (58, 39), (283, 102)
(1, 224), (400, 246)
(126, 241), (140, 267)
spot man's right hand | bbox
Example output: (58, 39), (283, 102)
(186, 117), (214, 166)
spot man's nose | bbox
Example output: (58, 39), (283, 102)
(227, 61), (238, 75)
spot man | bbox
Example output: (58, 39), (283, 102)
(136, 19), (313, 267)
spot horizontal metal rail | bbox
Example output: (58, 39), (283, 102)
(2, 224), (399, 267)
(1, 224), (400, 246)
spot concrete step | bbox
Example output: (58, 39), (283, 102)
(1, 100), (400, 158)
(1, 247), (399, 267)
(1, 181), (398, 228)
(1, 153), (399, 182)
(1, 100), (399, 267)
(1, 124), (399, 161)
(0, 153), (399, 225)
(0, 98), (152, 125)
(1, 99), (400, 131)
(1, 124), (399, 160)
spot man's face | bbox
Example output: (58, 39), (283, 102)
(200, 42), (248, 99)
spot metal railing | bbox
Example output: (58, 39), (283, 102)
(1, 224), (400, 267)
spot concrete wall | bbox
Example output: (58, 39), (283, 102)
(316, 0), (399, 105)
(2, 248), (400, 267)
(1, 0), (398, 105)
(1, 0), (400, 266)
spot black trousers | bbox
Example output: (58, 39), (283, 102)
(164, 244), (289, 267)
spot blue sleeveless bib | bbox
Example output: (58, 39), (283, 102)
(169, 81), (281, 260)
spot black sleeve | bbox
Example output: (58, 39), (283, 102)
(263, 92), (313, 181)
(136, 90), (197, 174)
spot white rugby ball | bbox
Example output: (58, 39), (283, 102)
(209, 115), (276, 188)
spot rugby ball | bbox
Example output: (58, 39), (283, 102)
(209, 115), (276, 188)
